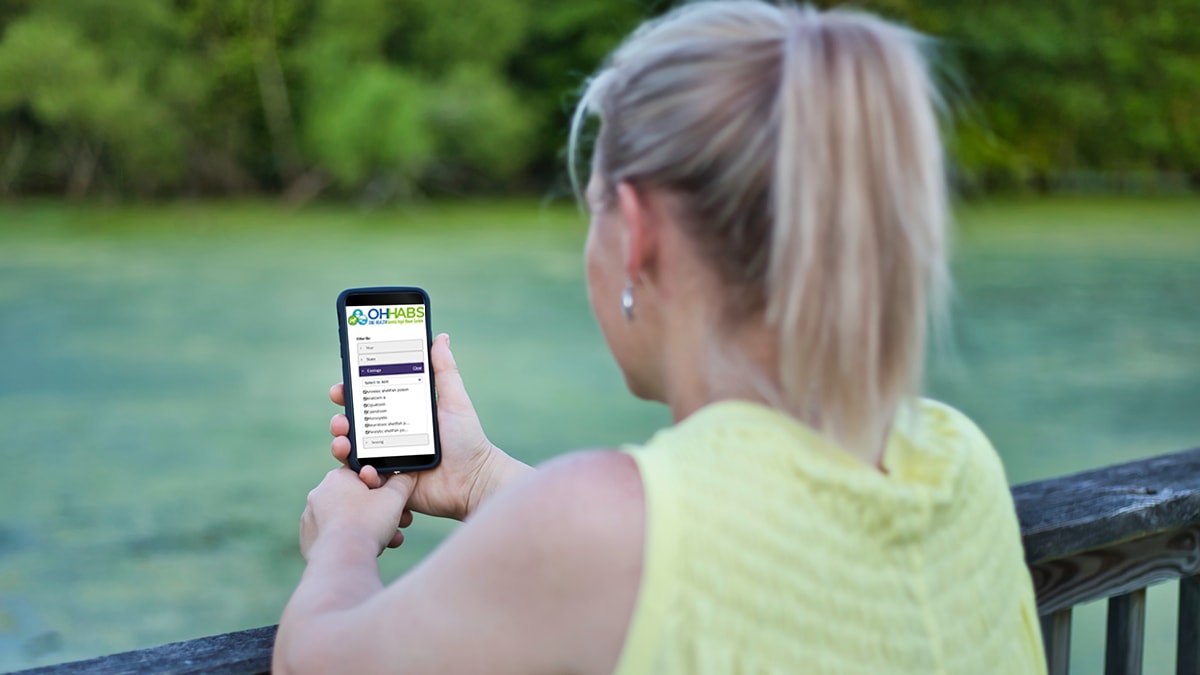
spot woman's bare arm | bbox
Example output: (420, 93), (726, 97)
(274, 450), (645, 675)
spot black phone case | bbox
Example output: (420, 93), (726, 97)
(336, 286), (441, 473)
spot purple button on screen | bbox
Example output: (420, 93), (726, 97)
(359, 362), (425, 377)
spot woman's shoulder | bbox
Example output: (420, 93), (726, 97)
(910, 399), (1004, 469)
(620, 397), (1015, 509)
(903, 398), (1015, 503)
(527, 449), (646, 514)
(391, 449), (646, 675)
(494, 449), (646, 552)
(911, 398), (993, 446)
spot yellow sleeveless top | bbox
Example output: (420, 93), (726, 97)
(616, 399), (1045, 675)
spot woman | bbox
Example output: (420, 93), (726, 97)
(274, 2), (1046, 673)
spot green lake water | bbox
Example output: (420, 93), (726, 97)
(1, 197), (1197, 672)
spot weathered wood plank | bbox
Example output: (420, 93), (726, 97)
(1013, 447), (1200, 564)
(11, 625), (276, 675)
(1105, 588), (1146, 675)
(1031, 526), (1200, 614)
(1040, 607), (1072, 675)
(1179, 575), (1200, 675)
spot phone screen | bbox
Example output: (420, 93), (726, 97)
(339, 288), (440, 472)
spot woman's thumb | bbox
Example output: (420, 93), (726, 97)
(431, 333), (472, 411)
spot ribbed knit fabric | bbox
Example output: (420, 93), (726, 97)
(615, 399), (1046, 675)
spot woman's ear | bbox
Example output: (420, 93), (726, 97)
(614, 182), (661, 283)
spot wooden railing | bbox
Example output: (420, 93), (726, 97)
(15, 447), (1200, 675)
(1014, 447), (1200, 675)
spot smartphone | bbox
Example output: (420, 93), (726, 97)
(337, 287), (441, 473)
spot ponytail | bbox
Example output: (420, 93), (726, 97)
(769, 8), (948, 457)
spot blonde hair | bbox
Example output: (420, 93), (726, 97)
(570, 1), (949, 459)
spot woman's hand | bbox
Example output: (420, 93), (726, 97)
(300, 467), (414, 560)
(330, 333), (531, 521)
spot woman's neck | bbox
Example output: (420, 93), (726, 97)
(656, 307), (890, 470)
(659, 309), (781, 423)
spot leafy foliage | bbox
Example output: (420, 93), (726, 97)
(0, 0), (1195, 197)
(0, 0), (194, 193)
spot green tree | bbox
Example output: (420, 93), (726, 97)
(296, 0), (536, 197)
(175, 0), (311, 193)
(909, 0), (1200, 189)
(506, 0), (653, 189)
(0, 0), (1196, 197)
(0, 0), (197, 195)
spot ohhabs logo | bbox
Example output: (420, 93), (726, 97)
(348, 306), (425, 326)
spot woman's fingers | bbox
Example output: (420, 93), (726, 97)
(386, 530), (405, 549)
(325, 381), (415, 545)
(359, 465), (383, 489)
(330, 413), (350, 464)
(386, 510), (415, 548)
(331, 436), (351, 464)
(330, 413), (349, 438)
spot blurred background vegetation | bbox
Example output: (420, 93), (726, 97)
(0, 0), (1198, 673)
(0, 0), (1198, 201)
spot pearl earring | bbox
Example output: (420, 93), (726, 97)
(621, 284), (635, 320)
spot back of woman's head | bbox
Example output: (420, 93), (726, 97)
(571, 0), (948, 459)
